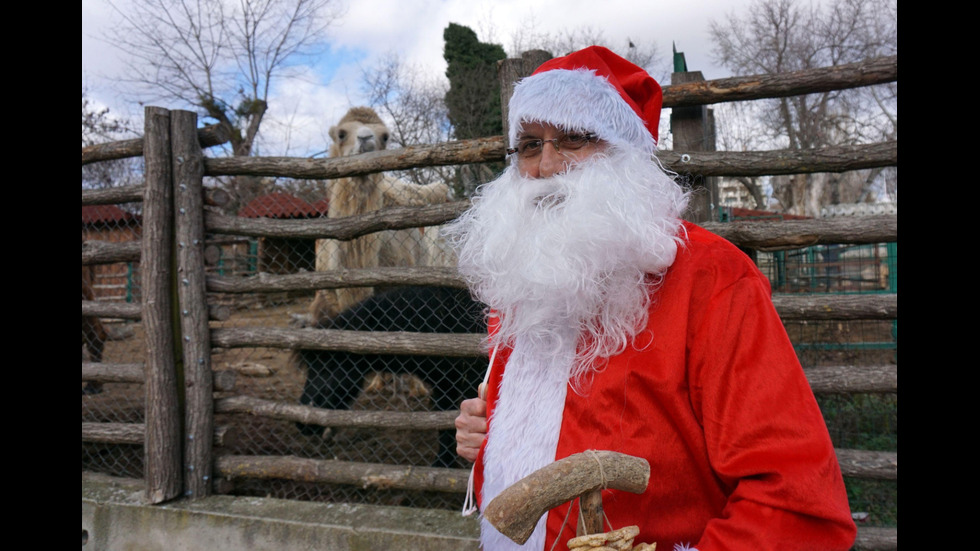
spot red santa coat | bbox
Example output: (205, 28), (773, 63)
(473, 222), (857, 551)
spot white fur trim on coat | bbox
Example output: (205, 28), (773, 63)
(480, 327), (578, 551)
(508, 68), (656, 155)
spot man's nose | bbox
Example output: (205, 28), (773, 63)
(536, 141), (566, 179)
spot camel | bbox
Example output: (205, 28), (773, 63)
(310, 107), (452, 325)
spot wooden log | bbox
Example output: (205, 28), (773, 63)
(81, 300), (141, 321)
(498, 50), (552, 138)
(205, 200), (471, 240)
(836, 449), (897, 480)
(82, 300), (230, 322)
(214, 455), (472, 494)
(701, 215), (897, 249)
(82, 423), (237, 448)
(80, 362), (236, 392)
(660, 141), (896, 178)
(82, 185), (143, 206)
(206, 266), (466, 294)
(173, 109), (215, 498)
(662, 56), (897, 108)
(82, 123), (230, 165)
(210, 327), (487, 357)
(200, 140), (894, 181)
(214, 395), (457, 430)
(772, 294), (896, 320)
(853, 526), (897, 550)
(82, 239), (140, 265)
(483, 451), (650, 545)
(805, 365), (897, 394)
(140, 106), (182, 505)
(82, 362), (144, 383)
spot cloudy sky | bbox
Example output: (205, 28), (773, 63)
(82, 0), (756, 157)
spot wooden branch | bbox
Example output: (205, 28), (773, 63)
(200, 140), (894, 180)
(82, 423), (236, 448)
(701, 215), (897, 249)
(82, 300), (228, 322)
(82, 239), (140, 265)
(82, 185), (227, 207)
(81, 363), (144, 383)
(483, 451), (650, 545)
(81, 300), (141, 320)
(659, 141), (896, 177)
(82, 123), (230, 165)
(836, 449), (897, 480)
(204, 200), (471, 239)
(772, 294), (896, 320)
(662, 56), (897, 108)
(209, 327), (487, 357)
(81, 185), (143, 206)
(214, 395), (457, 430)
(214, 455), (471, 494)
(204, 136), (505, 179)
(81, 362), (236, 391)
(805, 365), (897, 394)
(206, 267), (466, 294)
(853, 526), (897, 550)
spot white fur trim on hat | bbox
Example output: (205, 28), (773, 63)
(508, 68), (656, 154)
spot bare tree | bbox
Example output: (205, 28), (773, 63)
(103, 0), (344, 158)
(355, 53), (460, 193)
(82, 87), (142, 190)
(710, 0), (897, 215)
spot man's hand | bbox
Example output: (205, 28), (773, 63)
(455, 382), (488, 462)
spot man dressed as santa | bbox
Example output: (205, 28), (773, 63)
(446, 46), (857, 551)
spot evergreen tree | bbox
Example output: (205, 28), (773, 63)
(443, 23), (507, 140)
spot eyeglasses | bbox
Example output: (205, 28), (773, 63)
(506, 132), (600, 160)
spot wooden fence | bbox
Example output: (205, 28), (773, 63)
(81, 53), (897, 549)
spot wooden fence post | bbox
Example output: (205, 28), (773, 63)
(670, 69), (718, 224)
(498, 50), (552, 143)
(172, 110), (214, 498)
(141, 106), (182, 504)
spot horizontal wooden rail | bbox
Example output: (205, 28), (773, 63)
(210, 327), (487, 357)
(701, 215), (896, 250)
(81, 362), (237, 391)
(215, 455), (471, 494)
(662, 55), (896, 108)
(81, 423), (236, 448)
(194, 140), (895, 180)
(206, 266), (467, 293)
(82, 300), (230, 322)
(853, 526), (896, 550)
(214, 395), (457, 430)
(805, 365), (896, 394)
(82, 124), (230, 165)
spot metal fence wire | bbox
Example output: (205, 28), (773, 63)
(82, 178), (897, 517)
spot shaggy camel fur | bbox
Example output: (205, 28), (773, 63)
(310, 107), (451, 325)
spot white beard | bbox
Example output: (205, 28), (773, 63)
(444, 147), (690, 385)
(444, 147), (689, 551)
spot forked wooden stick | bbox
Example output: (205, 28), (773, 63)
(483, 450), (650, 544)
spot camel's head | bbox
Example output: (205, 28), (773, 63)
(329, 106), (391, 157)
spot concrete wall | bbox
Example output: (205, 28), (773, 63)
(82, 473), (481, 551)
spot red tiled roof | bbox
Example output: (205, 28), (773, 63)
(310, 198), (331, 215)
(238, 192), (325, 218)
(82, 205), (138, 224)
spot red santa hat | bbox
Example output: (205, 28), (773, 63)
(507, 45), (663, 155)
